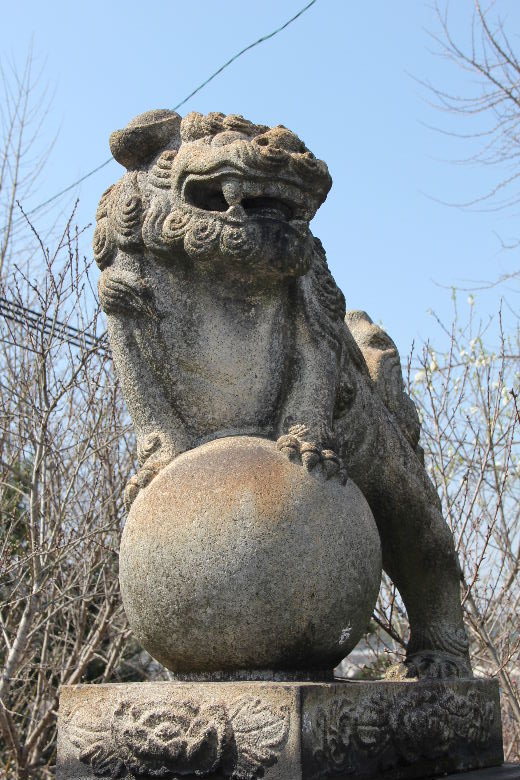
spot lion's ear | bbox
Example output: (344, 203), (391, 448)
(109, 109), (181, 170)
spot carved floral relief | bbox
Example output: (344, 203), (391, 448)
(66, 695), (289, 780)
(310, 687), (497, 777)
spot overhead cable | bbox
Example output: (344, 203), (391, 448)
(0, 295), (107, 352)
(6, 0), (318, 232)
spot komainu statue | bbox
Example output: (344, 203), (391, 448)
(95, 109), (471, 679)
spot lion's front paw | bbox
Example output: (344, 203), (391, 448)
(276, 425), (347, 484)
(401, 651), (472, 680)
(124, 458), (172, 510)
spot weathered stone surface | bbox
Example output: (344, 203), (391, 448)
(302, 679), (503, 780)
(433, 766), (520, 780)
(57, 679), (503, 780)
(119, 435), (381, 674)
(58, 681), (296, 780)
(95, 110), (474, 679)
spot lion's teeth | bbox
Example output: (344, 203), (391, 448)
(222, 180), (242, 206)
(225, 204), (247, 220)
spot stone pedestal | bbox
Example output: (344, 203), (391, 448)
(439, 766), (519, 779)
(57, 678), (503, 780)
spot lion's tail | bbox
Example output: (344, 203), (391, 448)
(345, 310), (423, 459)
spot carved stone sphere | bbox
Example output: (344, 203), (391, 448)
(119, 436), (382, 677)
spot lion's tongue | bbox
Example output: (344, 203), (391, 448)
(242, 197), (292, 220)
(222, 179), (293, 220)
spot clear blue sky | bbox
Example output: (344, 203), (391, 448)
(3, 0), (520, 356)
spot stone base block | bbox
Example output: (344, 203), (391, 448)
(57, 678), (503, 780)
(439, 765), (519, 779)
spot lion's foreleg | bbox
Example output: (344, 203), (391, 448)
(276, 309), (345, 482)
(100, 266), (193, 507)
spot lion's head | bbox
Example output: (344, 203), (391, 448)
(94, 109), (331, 279)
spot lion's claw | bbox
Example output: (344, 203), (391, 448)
(321, 449), (341, 479)
(124, 458), (172, 510)
(401, 651), (472, 680)
(300, 442), (321, 470)
(276, 434), (300, 462)
(276, 434), (347, 484)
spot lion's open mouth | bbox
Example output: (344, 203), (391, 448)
(241, 196), (293, 221)
(182, 172), (308, 223)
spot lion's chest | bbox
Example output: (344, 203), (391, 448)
(156, 276), (291, 437)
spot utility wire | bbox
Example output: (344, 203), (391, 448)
(0, 296), (107, 352)
(1, 1), (319, 349)
(10, 159), (114, 228)
(171, 0), (318, 112)
(6, 0), (318, 232)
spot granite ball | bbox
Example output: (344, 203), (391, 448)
(119, 435), (382, 676)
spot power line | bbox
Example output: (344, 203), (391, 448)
(171, 0), (318, 112)
(11, 159), (114, 227)
(0, 296), (107, 352)
(5, 0), (318, 232)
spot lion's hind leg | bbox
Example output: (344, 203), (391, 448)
(339, 313), (472, 679)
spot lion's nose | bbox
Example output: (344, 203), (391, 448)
(253, 127), (307, 154)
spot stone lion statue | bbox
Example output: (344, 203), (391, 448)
(95, 109), (471, 680)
